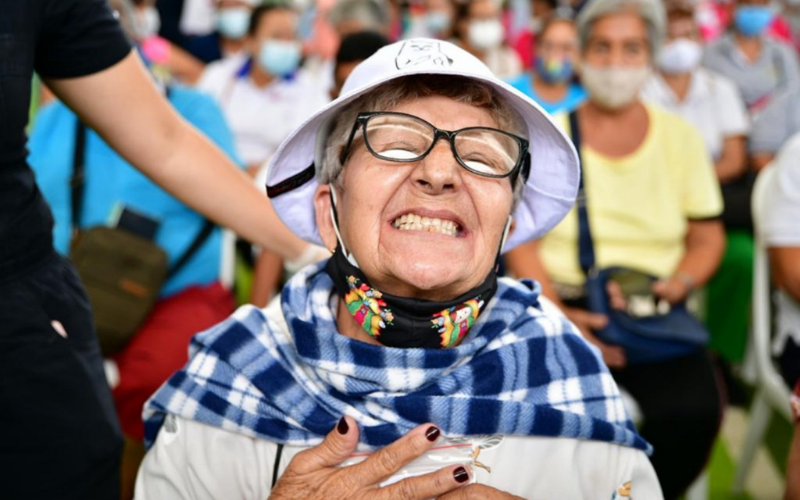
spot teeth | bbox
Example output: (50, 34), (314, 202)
(392, 213), (460, 236)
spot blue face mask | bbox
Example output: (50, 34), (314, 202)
(734, 5), (775, 37)
(257, 39), (302, 77)
(425, 11), (452, 36)
(534, 56), (574, 84)
(217, 8), (251, 40)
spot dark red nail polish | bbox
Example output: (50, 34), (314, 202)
(425, 426), (440, 442)
(337, 417), (349, 435)
(453, 466), (469, 483)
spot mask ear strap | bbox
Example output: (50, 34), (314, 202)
(499, 215), (512, 254)
(329, 188), (359, 267)
(493, 215), (512, 271)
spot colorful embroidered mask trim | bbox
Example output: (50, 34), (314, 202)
(326, 245), (496, 348)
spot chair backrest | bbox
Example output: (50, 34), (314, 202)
(750, 165), (793, 420)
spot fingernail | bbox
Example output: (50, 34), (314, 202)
(453, 466), (469, 483)
(337, 417), (349, 435)
(425, 426), (440, 442)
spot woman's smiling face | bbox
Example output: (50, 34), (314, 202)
(315, 95), (515, 302)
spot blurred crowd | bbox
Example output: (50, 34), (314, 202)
(22, 0), (800, 498)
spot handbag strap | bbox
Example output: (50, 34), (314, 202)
(167, 219), (215, 278)
(568, 110), (596, 276)
(70, 116), (215, 279)
(71, 121), (87, 229)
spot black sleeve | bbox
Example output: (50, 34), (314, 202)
(35, 0), (132, 79)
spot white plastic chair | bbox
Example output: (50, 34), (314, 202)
(731, 164), (793, 494)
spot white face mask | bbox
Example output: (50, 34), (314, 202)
(581, 64), (651, 109)
(468, 19), (504, 50)
(134, 6), (161, 40)
(658, 39), (703, 74)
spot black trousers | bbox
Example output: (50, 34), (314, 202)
(0, 252), (122, 500)
(613, 350), (723, 500)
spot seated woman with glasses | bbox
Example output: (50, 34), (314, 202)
(135, 39), (662, 499)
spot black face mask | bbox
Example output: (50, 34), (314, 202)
(325, 244), (497, 349)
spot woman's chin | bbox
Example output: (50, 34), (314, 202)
(380, 260), (479, 300)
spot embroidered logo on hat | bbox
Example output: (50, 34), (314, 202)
(395, 40), (454, 69)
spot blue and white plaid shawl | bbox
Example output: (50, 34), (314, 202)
(143, 262), (651, 453)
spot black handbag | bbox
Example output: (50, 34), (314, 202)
(567, 111), (708, 364)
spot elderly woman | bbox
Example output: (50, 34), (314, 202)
(506, 0), (726, 499)
(508, 15), (587, 114)
(642, 0), (753, 379)
(135, 39), (662, 499)
(703, 0), (800, 116)
(453, 0), (523, 79)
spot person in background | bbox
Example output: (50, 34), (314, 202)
(643, 2), (748, 183)
(454, 0), (524, 79)
(641, 1), (752, 375)
(215, 0), (260, 57)
(703, 0), (800, 115)
(505, 0), (725, 497)
(755, 132), (800, 397)
(508, 0), (556, 70)
(197, 2), (328, 177)
(163, 0), (261, 68)
(304, 0), (392, 100)
(405, 0), (457, 40)
(28, 1), (242, 497)
(329, 0), (392, 38)
(330, 31), (390, 100)
(138, 0), (263, 85)
(198, 2), (328, 307)
(2, 0), (316, 496)
(749, 87), (800, 170)
(508, 15), (587, 114)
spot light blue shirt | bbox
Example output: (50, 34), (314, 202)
(28, 85), (241, 297)
(507, 72), (587, 115)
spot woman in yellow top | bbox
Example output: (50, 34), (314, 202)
(506, 0), (725, 499)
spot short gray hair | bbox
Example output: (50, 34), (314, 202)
(328, 0), (389, 31)
(318, 75), (528, 209)
(576, 0), (666, 58)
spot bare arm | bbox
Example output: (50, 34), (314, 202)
(163, 44), (206, 85)
(714, 135), (747, 183)
(45, 51), (307, 260)
(652, 219), (726, 303)
(504, 240), (563, 304)
(769, 247), (800, 302)
(751, 152), (775, 172)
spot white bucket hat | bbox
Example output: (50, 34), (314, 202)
(266, 38), (579, 252)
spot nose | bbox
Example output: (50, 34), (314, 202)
(411, 139), (461, 194)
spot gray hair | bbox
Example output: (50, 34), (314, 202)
(317, 75), (528, 209)
(576, 0), (666, 58)
(328, 0), (389, 31)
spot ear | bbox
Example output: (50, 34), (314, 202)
(314, 183), (338, 252)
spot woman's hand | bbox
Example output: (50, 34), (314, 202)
(269, 417), (471, 500)
(437, 484), (526, 499)
(562, 306), (627, 369)
(651, 274), (692, 304)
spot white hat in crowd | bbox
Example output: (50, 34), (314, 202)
(266, 38), (580, 252)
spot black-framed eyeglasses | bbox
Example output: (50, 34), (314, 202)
(339, 111), (530, 180)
